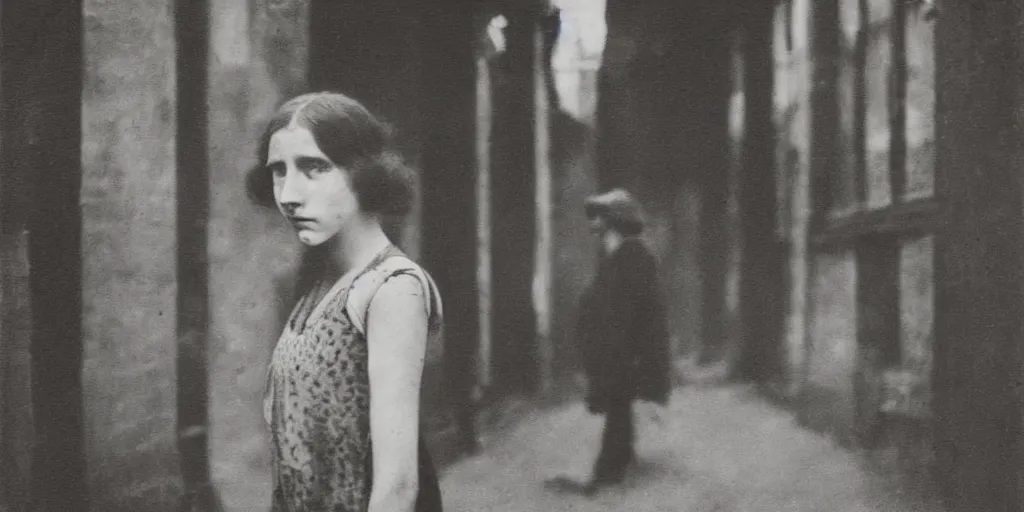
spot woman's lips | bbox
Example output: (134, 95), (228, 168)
(289, 216), (315, 227)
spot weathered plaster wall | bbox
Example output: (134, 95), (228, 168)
(900, 236), (933, 391)
(550, 69), (599, 375)
(81, 0), (182, 508)
(803, 251), (858, 443)
(774, 0), (812, 390)
(206, 1), (309, 510)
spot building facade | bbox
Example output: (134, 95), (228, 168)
(727, 0), (1024, 509)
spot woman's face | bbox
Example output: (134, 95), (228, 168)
(267, 126), (361, 246)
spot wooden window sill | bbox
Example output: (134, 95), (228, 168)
(812, 198), (943, 249)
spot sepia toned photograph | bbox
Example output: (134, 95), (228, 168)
(0, 0), (1018, 510)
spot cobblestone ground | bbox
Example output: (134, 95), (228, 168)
(438, 384), (945, 512)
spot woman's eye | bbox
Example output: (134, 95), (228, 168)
(270, 166), (286, 179)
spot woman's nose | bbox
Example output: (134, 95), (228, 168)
(276, 170), (304, 209)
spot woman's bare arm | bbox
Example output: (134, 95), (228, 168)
(366, 273), (429, 512)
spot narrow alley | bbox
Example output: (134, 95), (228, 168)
(3, 0), (1024, 511)
(440, 373), (944, 512)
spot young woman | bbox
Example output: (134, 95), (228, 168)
(248, 92), (443, 511)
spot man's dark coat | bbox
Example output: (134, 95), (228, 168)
(578, 237), (672, 413)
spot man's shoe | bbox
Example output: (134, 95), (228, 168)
(583, 472), (625, 496)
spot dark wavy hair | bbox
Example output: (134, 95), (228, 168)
(246, 91), (415, 217)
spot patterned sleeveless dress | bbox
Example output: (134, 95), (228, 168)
(264, 245), (443, 511)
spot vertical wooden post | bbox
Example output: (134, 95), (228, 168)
(736, 0), (785, 383)
(533, 14), (554, 392)
(1, 1), (88, 508)
(475, 33), (494, 392)
(176, 0), (222, 508)
(0, 4), (36, 507)
(81, 0), (183, 506)
(490, 6), (540, 395)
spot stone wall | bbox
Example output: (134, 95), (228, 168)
(81, 0), (182, 508)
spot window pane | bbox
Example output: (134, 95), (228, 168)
(904, 4), (935, 201)
(830, 0), (862, 217)
(864, 0), (892, 210)
(773, 2), (792, 238)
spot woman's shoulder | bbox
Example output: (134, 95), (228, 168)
(374, 254), (431, 278)
(367, 255), (439, 297)
(347, 253), (443, 334)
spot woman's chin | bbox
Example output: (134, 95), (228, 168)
(296, 230), (330, 246)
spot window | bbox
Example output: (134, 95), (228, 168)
(816, 0), (938, 244)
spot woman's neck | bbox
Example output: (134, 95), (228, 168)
(323, 216), (392, 278)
